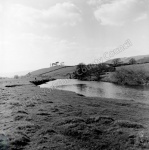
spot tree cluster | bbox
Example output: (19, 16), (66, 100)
(73, 63), (115, 81)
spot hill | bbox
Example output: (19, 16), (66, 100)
(106, 54), (149, 64)
(28, 65), (76, 79)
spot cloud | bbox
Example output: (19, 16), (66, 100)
(134, 13), (148, 22)
(87, 0), (111, 6)
(90, 0), (149, 26)
(87, 0), (100, 5)
(0, 4), (3, 23)
(1, 32), (77, 73)
(0, 1), (81, 73)
(41, 2), (82, 26)
(7, 2), (82, 28)
(0, 4), (2, 11)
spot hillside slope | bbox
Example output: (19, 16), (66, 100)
(29, 66), (65, 76)
(116, 63), (149, 75)
(28, 66), (76, 79)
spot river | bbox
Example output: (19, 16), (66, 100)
(40, 79), (149, 103)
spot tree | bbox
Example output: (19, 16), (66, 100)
(112, 58), (121, 67)
(93, 64), (109, 80)
(129, 58), (137, 65)
(74, 63), (89, 80)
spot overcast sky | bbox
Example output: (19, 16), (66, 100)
(0, 0), (149, 76)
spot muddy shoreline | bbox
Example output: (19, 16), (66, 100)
(1, 79), (149, 150)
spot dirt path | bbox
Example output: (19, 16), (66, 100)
(1, 79), (149, 150)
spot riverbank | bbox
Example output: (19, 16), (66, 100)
(1, 78), (149, 150)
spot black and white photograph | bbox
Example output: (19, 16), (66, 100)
(0, 0), (149, 149)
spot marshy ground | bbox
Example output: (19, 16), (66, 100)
(0, 79), (149, 150)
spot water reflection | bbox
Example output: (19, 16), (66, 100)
(76, 84), (87, 92)
(40, 79), (149, 103)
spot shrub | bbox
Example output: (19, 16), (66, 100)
(114, 68), (148, 85)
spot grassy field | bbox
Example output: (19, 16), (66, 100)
(1, 79), (149, 149)
(29, 66), (76, 79)
(43, 66), (76, 79)
(116, 63), (149, 75)
(30, 66), (66, 76)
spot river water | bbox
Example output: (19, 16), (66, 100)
(40, 79), (149, 103)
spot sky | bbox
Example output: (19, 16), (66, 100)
(0, 0), (149, 76)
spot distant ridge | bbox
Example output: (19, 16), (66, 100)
(105, 54), (149, 64)
(0, 70), (32, 78)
